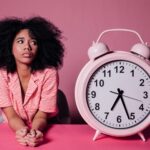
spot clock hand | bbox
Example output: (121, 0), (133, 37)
(110, 91), (142, 102)
(120, 95), (131, 120)
(111, 88), (123, 111)
(111, 95), (120, 111)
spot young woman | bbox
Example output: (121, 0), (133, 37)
(0, 16), (64, 146)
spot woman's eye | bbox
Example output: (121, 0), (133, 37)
(30, 40), (37, 46)
(17, 40), (24, 44)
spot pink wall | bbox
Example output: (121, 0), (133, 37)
(0, 0), (150, 122)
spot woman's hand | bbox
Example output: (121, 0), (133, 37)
(16, 128), (44, 147)
(25, 129), (44, 147)
(15, 127), (29, 146)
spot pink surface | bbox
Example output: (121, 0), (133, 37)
(0, 124), (150, 150)
(0, 0), (150, 121)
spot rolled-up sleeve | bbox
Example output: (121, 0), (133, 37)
(39, 68), (58, 114)
(0, 69), (12, 108)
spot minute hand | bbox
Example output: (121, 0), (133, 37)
(120, 95), (130, 119)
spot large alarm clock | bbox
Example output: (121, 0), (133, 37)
(75, 29), (150, 141)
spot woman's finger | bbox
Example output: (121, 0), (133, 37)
(16, 127), (29, 137)
(16, 138), (28, 146)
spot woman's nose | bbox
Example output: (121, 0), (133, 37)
(24, 42), (31, 51)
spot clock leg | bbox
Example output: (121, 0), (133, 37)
(93, 130), (101, 141)
(138, 132), (146, 142)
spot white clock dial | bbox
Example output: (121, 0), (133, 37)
(86, 60), (150, 129)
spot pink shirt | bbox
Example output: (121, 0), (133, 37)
(0, 68), (58, 123)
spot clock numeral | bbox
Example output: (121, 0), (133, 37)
(139, 79), (145, 86)
(114, 66), (125, 73)
(104, 112), (109, 119)
(130, 70), (134, 77)
(103, 70), (111, 77)
(129, 113), (135, 120)
(139, 104), (144, 111)
(117, 115), (122, 123)
(94, 80), (104, 87)
(91, 91), (96, 98)
(95, 103), (100, 110)
(143, 91), (148, 99)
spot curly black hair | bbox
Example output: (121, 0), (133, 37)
(0, 16), (64, 73)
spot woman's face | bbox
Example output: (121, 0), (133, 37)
(12, 29), (38, 66)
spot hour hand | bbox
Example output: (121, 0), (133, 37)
(111, 95), (120, 111)
(111, 88), (123, 111)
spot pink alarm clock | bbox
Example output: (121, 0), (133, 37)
(75, 29), (150, 141)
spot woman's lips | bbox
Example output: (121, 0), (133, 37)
(22, 53), (32, 57)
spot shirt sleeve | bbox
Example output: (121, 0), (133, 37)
(39, 68), (58, 114)
(0, 69), (12, 108)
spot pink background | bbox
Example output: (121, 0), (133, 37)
(0, 0), (150, 122)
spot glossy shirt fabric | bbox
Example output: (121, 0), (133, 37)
(0, 68), (58, 123)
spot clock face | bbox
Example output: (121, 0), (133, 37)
(86, 60), (150, 129)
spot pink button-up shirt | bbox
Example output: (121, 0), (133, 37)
(0, 68), (58, 123)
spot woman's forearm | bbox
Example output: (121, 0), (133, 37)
(31, 117), (47, 131)
(8, 116), (28, 131)
(2, 106), (28, 131)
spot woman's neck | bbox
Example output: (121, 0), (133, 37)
(16, 64), (31, 79)
(16, 64), (31, 101)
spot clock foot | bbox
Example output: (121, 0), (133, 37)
(138, 132), (146, 142)
(93, 130), (101, 141)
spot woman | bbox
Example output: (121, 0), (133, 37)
(0, 16), (64, 146)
